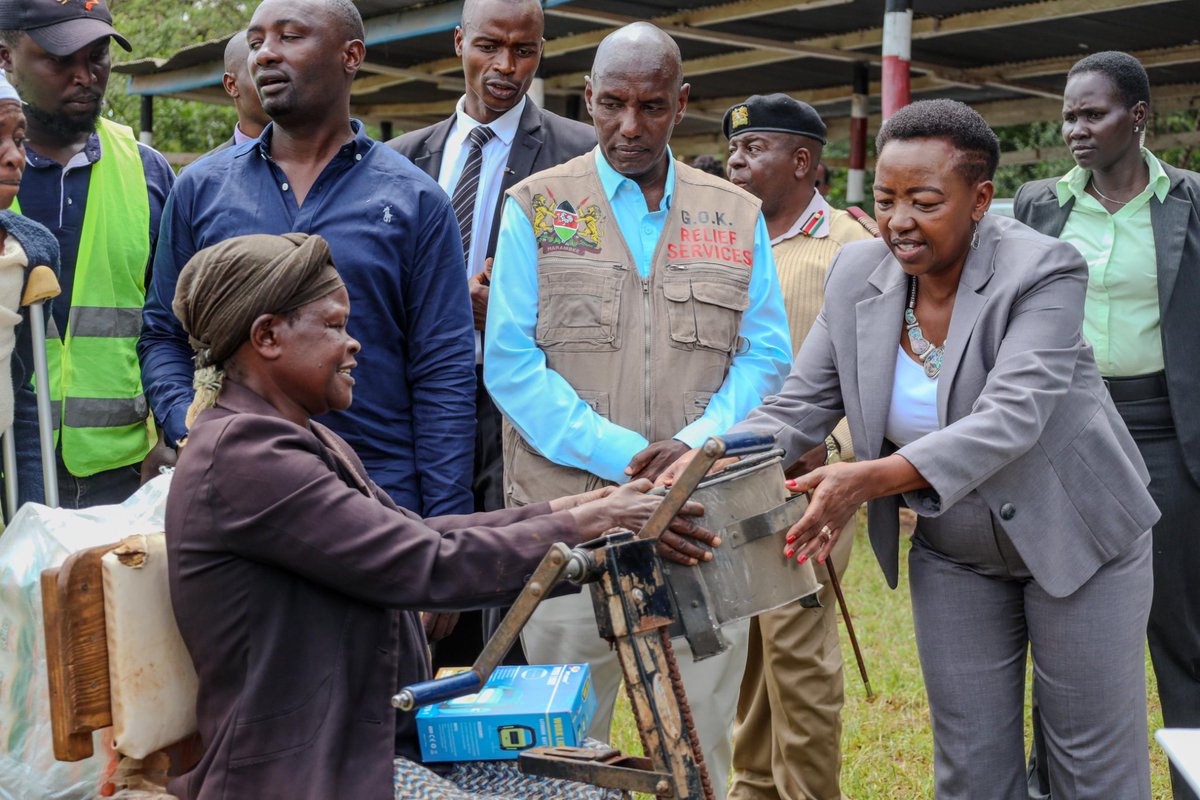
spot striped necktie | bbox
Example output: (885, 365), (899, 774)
(450, 125), (496, 266)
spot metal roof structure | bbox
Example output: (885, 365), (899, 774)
(116, 0), (1200, 160)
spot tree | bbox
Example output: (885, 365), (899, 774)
(104, 0), (253, 155)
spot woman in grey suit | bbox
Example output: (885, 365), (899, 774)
(665, 99), (1158, 799)
(1015, 51), (1200, 800)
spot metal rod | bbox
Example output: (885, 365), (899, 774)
(637, 436), (725, 542)
(2, 426), (17, 522)
(825, 555), (873, 699)
(392, 543), (575, 711)
(28, 303), (58, 508)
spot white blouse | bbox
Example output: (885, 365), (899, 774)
(883, 344), (940, 448)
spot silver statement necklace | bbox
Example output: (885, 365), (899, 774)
(905, 276), (943, 379)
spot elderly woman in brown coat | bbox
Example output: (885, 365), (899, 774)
(164, 232), (716, 800)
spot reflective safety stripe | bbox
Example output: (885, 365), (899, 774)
(63, 395), (149, 429)
(50, 400), (62, 430)
(16, 118), (156, 476)
(68, 306), (142, 339)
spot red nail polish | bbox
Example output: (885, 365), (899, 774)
(786, 534), (796, 544)
(798, 554), (807, 564)
(785, 479), (797, 487)
(784, 547), (794, 558)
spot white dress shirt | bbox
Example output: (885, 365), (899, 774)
(437, 95), (526, 362)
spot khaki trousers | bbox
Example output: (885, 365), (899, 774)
(728, 521), (854, 800)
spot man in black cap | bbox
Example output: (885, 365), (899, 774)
(0, 0), (175, 508)
(723, 93), (875, 800)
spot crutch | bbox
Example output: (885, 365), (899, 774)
(3, 264), (62, 520)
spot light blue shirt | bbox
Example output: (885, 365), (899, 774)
(485, 148), (792, 484)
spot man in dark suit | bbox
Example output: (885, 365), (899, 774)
(389, 0), (594, 667)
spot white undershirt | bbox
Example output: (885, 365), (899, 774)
(884, 344), (940, 448)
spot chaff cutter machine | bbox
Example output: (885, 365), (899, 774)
(394, 432), (822, 799)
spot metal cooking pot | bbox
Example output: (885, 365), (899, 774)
(661, 450), (822, 660)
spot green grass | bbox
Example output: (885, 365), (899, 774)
(610, 515), (1174, 798)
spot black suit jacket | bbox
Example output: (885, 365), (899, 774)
(388, 101), (596, 258)
(1014, 161), (1200, 483)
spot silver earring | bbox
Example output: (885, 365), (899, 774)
(970, 221), (980, 250)
(1133, 125), (1142, 133)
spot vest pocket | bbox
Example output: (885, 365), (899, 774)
(662, 272), (750, 354)
(683, 391), (714, 424)
(535, 269), (623, 351)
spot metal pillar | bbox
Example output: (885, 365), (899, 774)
(139, 95), (153, 146)
(881, 0), (912, 119)
(848, 62), (869, 205)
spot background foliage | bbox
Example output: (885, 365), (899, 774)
(104, 0), (252, 155)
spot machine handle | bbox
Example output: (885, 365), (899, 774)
(393, 543), (583, 713)
(393, 670), (483, 712)
(717, 432), (776, 458)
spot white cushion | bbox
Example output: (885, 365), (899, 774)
(102, 533), (198, 759)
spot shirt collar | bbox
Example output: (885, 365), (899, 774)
(772, 191), (833, 245)
(233, 123), (258, 146)
(254, 119), (373, 162)
(594, 146), (676, 210)
(25, 130), (102, 170)
(451, 95), (526, 147)
(1055, 146), (1170, 207)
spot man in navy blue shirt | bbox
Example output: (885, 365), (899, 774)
(0, 0), (175, 508)
(139, 0), (476, 515)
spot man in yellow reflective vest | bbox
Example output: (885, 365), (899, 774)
(0, 0), (174, 507)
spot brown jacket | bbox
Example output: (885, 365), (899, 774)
(165, 381), (580, 800)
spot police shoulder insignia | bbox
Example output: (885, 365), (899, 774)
(730, 106), (750, 130)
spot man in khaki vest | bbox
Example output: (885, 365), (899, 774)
(484, 24), (792, 798)
(724, 94), (874, 800)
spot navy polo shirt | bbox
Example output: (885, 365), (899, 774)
(17, 132), (174, 334)
(139, 121), (475, 515)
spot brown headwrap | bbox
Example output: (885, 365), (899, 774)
(172, 233), (344, 430)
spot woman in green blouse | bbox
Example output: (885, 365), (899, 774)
(1015, 51), (1200, 800)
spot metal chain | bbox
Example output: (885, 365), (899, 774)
(657, 628), (715, 800)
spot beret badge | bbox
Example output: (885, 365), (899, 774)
(730, 106), (750, 130)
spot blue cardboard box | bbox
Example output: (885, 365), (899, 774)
(416, 664), (597, 762)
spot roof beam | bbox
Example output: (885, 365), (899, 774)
(542, 0), (851, 59)
(353, 60), (465, 96)
(549, 0), (1181, 92)
(810, 0), (1181, 52)
(125, 60), (227, 96)
(690, 42), (1200, 116)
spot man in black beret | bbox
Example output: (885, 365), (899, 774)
(723, 93), (875, 800)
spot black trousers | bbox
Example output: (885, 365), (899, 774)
(1031, 389), (1200, 800)
(430, 368), (527, 671)
(1127, 394), (1200, 800)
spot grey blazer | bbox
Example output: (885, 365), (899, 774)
(1015, 162), (1200, 483)
(730, 214), (1159, 598)
(388, 101), (596, 258)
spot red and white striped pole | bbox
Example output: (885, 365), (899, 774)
(882, 0), (912, 119)
(847, 62), (869, 205)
